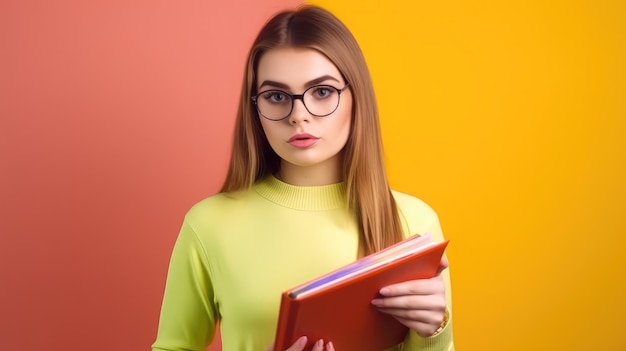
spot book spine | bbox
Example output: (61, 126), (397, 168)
(274, 293), (298, 351)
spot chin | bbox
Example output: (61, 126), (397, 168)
(279, 152), (334, 168)
(284, 158), (331, 168)
(275, 146), (345, 169)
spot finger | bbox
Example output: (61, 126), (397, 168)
(372, 293), (445, 310)
(436, 257), (449, 276)
(326, 341), (335, 351)
(392, 316), (443, 337)
(265, 343), (274, 351)
(311, 339), (325, 351)
(285, 336), (308, 351)
(377, 306), (445, 323)
(378, 276), (445, 297)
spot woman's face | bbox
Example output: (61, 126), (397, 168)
(255, 48), (352, 179)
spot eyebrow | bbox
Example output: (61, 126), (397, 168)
(258, 75), (341, 90)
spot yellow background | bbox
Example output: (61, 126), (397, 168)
(308, 0), (626, 350)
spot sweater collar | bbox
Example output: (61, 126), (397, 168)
(254, 175), (346, 211)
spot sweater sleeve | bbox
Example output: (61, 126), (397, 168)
(152, 220), (218, 351)
(394, 192), (455, 351)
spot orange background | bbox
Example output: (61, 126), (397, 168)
(2, 0), (625, 351)
(310, 0), (626, 350)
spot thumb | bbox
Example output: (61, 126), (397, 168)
(436, 256), (449, 276)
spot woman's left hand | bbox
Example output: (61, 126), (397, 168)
(371, 258), (448, 337)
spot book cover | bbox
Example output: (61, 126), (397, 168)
(274, 234), (449, 351)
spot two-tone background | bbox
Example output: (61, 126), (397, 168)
(2, 0), (624, 350)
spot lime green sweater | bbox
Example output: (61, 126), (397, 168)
(152, 175), (454, 351)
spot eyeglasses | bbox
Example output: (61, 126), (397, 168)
(252, 84), (350, 121)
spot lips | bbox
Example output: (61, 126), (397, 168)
(288, 133), (320, 148)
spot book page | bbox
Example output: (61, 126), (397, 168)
(290, 233), (434, 298)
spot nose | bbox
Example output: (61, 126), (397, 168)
(288, 98), (310, 124)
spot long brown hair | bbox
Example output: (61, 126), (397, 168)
(220, 5), (404, 255)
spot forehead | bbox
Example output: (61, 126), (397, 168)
(256, 48), (343, 89)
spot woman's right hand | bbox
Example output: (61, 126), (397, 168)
(266, 336), (334, 351)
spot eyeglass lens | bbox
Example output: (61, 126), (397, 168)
(255, 85), (342, 121)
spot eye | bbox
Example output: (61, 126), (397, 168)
(261, 91), (290, 104)
(311, 86), (336, 99)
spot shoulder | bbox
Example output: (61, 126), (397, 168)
(392, 189), (438, 220)
(391, 189), (441, 237)
(183, 189), (252, 226)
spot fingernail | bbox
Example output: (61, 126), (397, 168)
(297, 336), (308, 347)
(327, 341), (334, 351)
(316, 339), (324, 348)
(371, 298), (382, 306)
(379, 287), (390, 295)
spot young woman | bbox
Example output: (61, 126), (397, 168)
(152, 6), (453, 351)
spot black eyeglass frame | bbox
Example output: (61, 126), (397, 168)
(251, 83), (350, 121)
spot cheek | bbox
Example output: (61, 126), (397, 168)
(259, 118), (283, 149)
(328, 112), (351, 152)
(259, 118), (274, 139)
(259, 118), (269, 137)
(258, 119), (272, 144)
(339, 118), (351, 146)
(337, 103), (352, 144)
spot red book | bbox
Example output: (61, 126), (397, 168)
(274, 234), (449, 351)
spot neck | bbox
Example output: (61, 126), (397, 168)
(278, 155), (344, 186)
